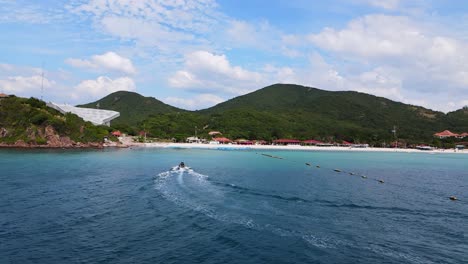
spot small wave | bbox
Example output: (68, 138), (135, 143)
(209, 181), (312, 204)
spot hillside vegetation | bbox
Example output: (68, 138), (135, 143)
(78, 91), (185, 131)
(0, 96), (111, 146)
(82, 84), (468, 146)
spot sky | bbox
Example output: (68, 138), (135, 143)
(1, 0), (468, 112)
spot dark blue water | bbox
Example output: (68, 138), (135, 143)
(1, 148), (467, 263)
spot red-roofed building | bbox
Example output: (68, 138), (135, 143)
(459, 132), (468, 138)
(0, 93), (9, 99)
(212, 137), (231, 144)
(111, 130), (122, 137)
(235, 139), (254, 145)
(273, 139), (301, 145)
(302, 139), (323, 145)
(434, 130), (459, 139)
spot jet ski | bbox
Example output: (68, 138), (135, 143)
(171, 162), (191, 171)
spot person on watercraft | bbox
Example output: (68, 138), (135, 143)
(178, 162), (185, 169)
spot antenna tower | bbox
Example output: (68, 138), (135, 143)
(40, 62), (44, 101)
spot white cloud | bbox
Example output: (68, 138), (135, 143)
(66, 51), (136, 75)
(71, 0), (222, 56)
(361, 0), (401, 10)
(0, 75), (54, 94)
(0, 1), (52, 24)
(73, 76), (136, 99)
(168, 51), (263, 94)
(306, 14), (468, 111)
(164, 93), (225, 110)
(309, 15), (425, 59)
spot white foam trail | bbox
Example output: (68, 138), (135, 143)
(154, 167), (340, 250)
(177, 171), (184, 185)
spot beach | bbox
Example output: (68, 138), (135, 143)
(117, 137), (468, 154)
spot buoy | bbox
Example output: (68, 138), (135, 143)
(379, 179), (384, 183)
(334, 169), (341, 172)
(449, 196), (458, 201)
(316, 165), (320, 168)
(305, 163), (311, 166)
(349, 172), (355, 175)
(361, 175), (367, 179)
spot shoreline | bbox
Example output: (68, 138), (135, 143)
(132, 142), (468, 154)
(2, 138), (466, 154)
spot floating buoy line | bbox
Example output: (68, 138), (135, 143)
(257, 152), (461, 202)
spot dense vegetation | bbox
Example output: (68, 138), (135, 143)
(0, 96), (111, 145)
(78, 91), (185, 131)
(81, 84), (466, 146)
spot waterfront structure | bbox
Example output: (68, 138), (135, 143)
(434, 130), (468, 139)
(273, 139), (301, 145)
(212, 137), (231, 144)
(434, 130), (459, 139)
(46, 102), (120, 126)
(302, 139), (323, 145)
(186, 136), (201, 143)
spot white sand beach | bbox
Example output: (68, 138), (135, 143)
(118, 137), (468, 154)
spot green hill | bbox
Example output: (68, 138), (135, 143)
(0, 96), (111, 146)
(194, 84), (448, 143)
(80, 84), (466, 145)
(78, 91), (185, 129)
(446, 107), (468, 132)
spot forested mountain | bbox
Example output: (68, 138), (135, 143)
(196, 84), (448, 143)
(445, 107), (468, 132)
(82, 84), (467, 145)
(78, 91), (185, 128)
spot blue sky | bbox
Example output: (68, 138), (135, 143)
(1, 0), (468, 112)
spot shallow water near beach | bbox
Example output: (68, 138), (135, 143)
(1, 148), (467, 263)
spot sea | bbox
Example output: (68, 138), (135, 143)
(1, 148), (467, 264)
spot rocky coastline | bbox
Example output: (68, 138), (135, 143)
(0, 125), (107, 149)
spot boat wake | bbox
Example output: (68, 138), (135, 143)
(154, 167), (340, 249)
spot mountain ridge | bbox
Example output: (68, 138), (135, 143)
(79, 84), (467, 145)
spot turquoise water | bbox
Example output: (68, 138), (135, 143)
(1, 148), (467, 263)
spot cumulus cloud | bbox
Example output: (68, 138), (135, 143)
(306, 14), (468, 111)
(73, 76), (136, 99)
(0, 75), (54, 94)
(164, 94), (225, 110)
(66, 52), (136, 75)
(71, 0), (222, 55)
(168, 51), (263, 94)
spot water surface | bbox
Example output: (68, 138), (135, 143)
(1, 148), (466, 263)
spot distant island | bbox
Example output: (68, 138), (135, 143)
(1, 84), (467, 149)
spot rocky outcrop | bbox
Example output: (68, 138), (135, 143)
(14, 140), (28, 147)
(45, 125), (61, 146)
(0, 128), (8, 138)
(0, 125), (104, 149)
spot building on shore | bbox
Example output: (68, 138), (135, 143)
(434, 130), (468, 139)
(46, 102), (120, 126)
(273, 139), (301, 145)
(211, 137), (231, 144)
